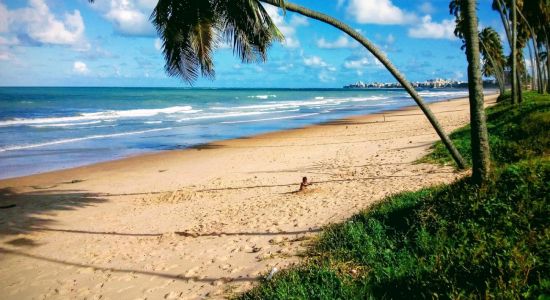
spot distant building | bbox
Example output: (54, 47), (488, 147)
(344, 78), (470, 89)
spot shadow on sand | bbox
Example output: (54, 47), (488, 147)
(0, 247), (261, 283)
(0, 187), (107, 237)
(34, 227), (322, 238)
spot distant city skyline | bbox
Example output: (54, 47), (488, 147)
(0, 0), (510, 88)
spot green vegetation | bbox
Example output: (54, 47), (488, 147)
(238, 93), (550, 299)
(423, 91), (550, 166)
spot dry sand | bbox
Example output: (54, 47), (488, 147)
(0, 94), (498, 299)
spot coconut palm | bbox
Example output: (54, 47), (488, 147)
(479, 28), (506, 95)
(541, 50), (549, 92)
(492, 0), (520, 103)
(88, 0), (469, 168)
(511, 0), (519, 102)
(451, 2), (506, 95)
(493, 0), (550, 95)
(451, 0), (491, 184)
(517, 5), (544, 92)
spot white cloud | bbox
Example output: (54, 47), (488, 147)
(419, 2), (436, 14)
(0, 4), (8, 33)
(408, 15), (456, 40)
(344, 57), (370, 70)
(303, 56), (328, 68)
(73, 61), (89, 74)
(1, 0), (87, 47)
(303, 55), (336, 81)
(290, 15), (308, 27)
(263, 4), (307, 48)
(90, 0), (155, 36)
(343, 54), (383, 75)
(0, 36), (19, 46)
(277, 63), (294, 71)
(347, 0), (414, 24)
(317, 35), (357, 49)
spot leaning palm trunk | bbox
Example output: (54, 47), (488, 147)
(546, 27), (550, 93)
(261, 0), (467, 169)
(495, 0), (517, 102)
(517, 69), (523, 102)
(462, 0), (491, 184)
(511, 0), (518, 103)
(480, 39), (505, 94)
(527, 41), (537, 91)
(532, 38), (544, 93)
(518, 9), (545, 93)
(535, 39), (545, 93)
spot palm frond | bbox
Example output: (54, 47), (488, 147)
(152, 0), (216, 83)
(148, 0), (284, 83)
(216, 0), (283, 63)
(479, 27), (506, 77)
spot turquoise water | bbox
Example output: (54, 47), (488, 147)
(0, 87), (470, 179)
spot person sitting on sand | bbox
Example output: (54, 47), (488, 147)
(299, 176), (310, 191)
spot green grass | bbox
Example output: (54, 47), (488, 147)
(238, 92), (550, 299)
(422, 91), (550, 166)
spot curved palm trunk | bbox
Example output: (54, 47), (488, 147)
(495, 0), (516, 102)
(517, 68), (523, 103)
(532, 38), (544, 93)
(260, 0), (466, 169)
(511, 0), (518, 104)
(495, 0), (512, 45)
(527, 42), (538, 91)
(462, 0), (491, 184)
(518, 8), (544, 93)
(545, 27), (550, 93)
(480, 40), (505, 94)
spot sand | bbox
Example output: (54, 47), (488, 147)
(0, 94), (498, 299)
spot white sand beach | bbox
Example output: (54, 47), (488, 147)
(0, 94), (498, 299)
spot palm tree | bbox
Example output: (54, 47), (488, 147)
(492, 0), (519, 103)
(479, 28), (506, 95)
(451, 0), (491, 184)
(460, 0), (491, 184)
(110, 0), (467, 168)
(511, 0), (519, 103)
(541, 50), (549, 92)
(88, 0), (466, 168)
(517, 5), (544, 93)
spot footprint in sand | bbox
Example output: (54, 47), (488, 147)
(164, 291), (182, 299)
(184, 266), (200, 277)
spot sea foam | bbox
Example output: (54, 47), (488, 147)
(0, 127), (173, 152)
(221, 113), (320, 124)
(0, 106), (196, 127)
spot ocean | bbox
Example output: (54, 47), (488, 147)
(0, 87), (470, 179)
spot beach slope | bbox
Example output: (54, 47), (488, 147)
(0, 94), (497, 299)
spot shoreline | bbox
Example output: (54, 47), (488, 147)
(0, 92), (495, 183)
(0, 93), (498, 299)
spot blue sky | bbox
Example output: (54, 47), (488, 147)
(0, 0), (505, 88)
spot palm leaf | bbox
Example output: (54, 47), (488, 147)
(216, 0), (283, 63)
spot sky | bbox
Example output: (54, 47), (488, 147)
(0, 0), (506, 88)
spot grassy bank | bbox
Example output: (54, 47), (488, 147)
(238, 92), (550, 299)
(422, 91), (549, 166)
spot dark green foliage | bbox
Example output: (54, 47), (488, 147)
(239, 264), (365, 300)
(238, 93), (550, 299)
(423, 91), (550, 166)
(151, 0), (283, 83)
